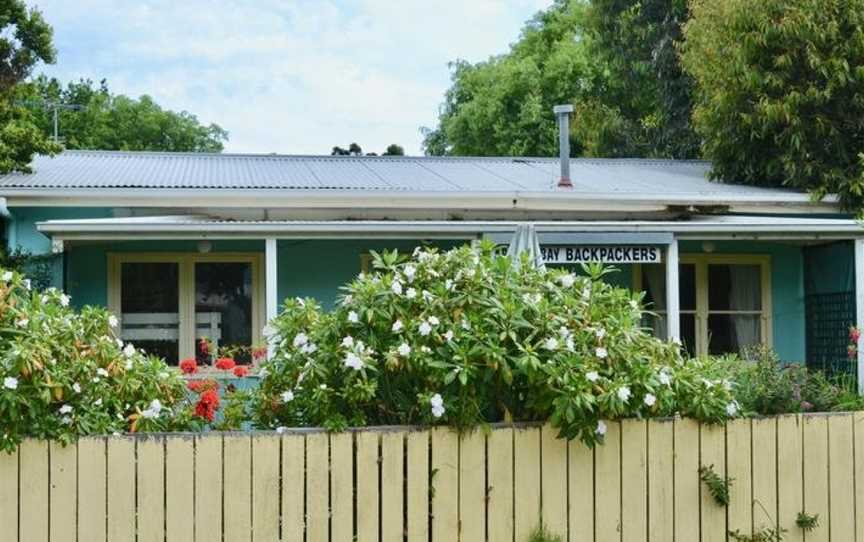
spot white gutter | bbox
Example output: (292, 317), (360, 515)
(0, 187), (840, 214)
(36, 218), (864, 241)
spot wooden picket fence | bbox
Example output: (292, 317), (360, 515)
(0, 413), (863, 541)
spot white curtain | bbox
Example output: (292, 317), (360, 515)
(642, 265), (667, 339)
(728, 265), (761, 350)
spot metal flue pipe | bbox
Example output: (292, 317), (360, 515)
(553, 104), (574, 188)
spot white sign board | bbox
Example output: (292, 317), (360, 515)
(540, 245), (663, 264)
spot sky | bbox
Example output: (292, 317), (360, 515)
(33, 0), (553, 155)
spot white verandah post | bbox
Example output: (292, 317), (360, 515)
(265, 237), (278, 358)
(665, 238), (681, 343)
(855, 238), (864, 393)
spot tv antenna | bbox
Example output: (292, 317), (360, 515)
(17, 99), (84, 143)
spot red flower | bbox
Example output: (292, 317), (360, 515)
(195, 389), (220, 421)
(198, 338), (209, 356)
(851, 326), (861, 343)
(179, 358), (198, 374)
(849, 344), (858, 360)
(233, 365), (249, 378)
(187, 379), (218, 393)
(251, 346), (268, 361)
(215, 358), (236, 371)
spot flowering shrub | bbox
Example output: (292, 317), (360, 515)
(249, 242), (738, 446)
(0, 267), (199, 452)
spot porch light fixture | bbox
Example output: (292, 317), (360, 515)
(702, 241), (716, 253)
(197, 240), (212, 254)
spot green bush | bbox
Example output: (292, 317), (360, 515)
(0, 267), (199, 452)
(249, 242), (738, 446)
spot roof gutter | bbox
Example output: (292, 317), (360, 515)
(0, 188), (840, 214)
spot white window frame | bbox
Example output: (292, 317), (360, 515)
(634, 254), (772, 356)
(107, 252), (265, 361)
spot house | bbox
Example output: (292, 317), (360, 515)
(0, 147), (861, 382)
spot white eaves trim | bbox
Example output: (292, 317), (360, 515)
(36, 215), (864, 242)
(1, 187), (840, 214)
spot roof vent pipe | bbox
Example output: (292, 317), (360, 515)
(553, 104), (574, 188)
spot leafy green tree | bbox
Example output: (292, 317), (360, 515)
(422, 0), (698, 159)
(383, 144), (404, 156)
(331, 142), (405, 156)
(21, 76), (228, 152)
(681, 0), (864, 212)
(0, 1), (59, 172)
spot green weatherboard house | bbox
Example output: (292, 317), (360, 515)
(0, 148), (862, 384)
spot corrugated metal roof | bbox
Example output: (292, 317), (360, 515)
(0, 150), (802, 199)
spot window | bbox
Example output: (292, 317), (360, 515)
(633, 255), (772, 356)
(108, 253), (265, 364)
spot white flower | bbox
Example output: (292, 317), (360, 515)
(347, 311), (359, 323)
(108, 315), (119, 328)
(430, 394), (445, 418)
(595, 328), (606, 339)
(61, 416), (72, 425)
(428, 316), (439, 326)
(3, 377), (18, 390)
(421, 346), (431, 353)
(543, 337), (559, 351)
(281, 391), (295, 403)
(59, 404), (73, 414)
(522, 293), (541, 305)
(97, 368), (109, 377)
(581, 287), (591, 300)
(115, 338), (124, 348)
(344, 352), (364, 371)
(15, 319), (28, 328)
(617, 386), (631, 402)
(586, 371), (599, 383)
(422, 290), (433, 302)
(722, 380), (733, 392)
(595, 347), (608, 359)
(398, 343), (411, 357)
(257, 366), (269, 378)
(262, 324), (277, 338)
(124, 360), (133, 370)
(629, 299), (639, 310)
(431, 404), (445, 418)
(72, 383), (81, 394)
(658, 370), (672, 386)
(1, 271), (12, 281)
(596, 421), (607, 436)
(141, 399), (162, 419)
(445, 279), (454, 291)
(559, 273), (576, 288)
(342, 295), (353, 306)
(725, 402), (739, 417)
(418, 321), (432, 336)
(293, 333), (309, 348)
(300, 343), (317, 354)
(406, 287), (417, 299)
(59, 294), (70, 307)
(391, 280), (403, 295)
(461, 319), (471, 330)
(341, 336), (355, 348)
(123, 343), (135, 357)
(444, 330), (454, 342)
(701, 378), (714, 388)
(319, 384), (327, 390)
(392, 320), (404, 333)
(94, 398), (103, 407)
(404, 265), (417, 282)
(644, 394), (657, 407)
(23, 279), (31, 291)
(276, 426), (288, 434)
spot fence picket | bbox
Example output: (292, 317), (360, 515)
(195, 434), (223, 542)
(77, 437), (106, 542)
(306, 431), (330, 542)
(406, 430), (430, 542)
(0, 445), (18, 542)
(488, 427), (514, 542)
(19, 439), (48, 542)
(673, 418), (700, 542)
(776, 415), (803, 542)
(137, 436), (165, 542)
(48, 441), (76, 542)
(621, 419), (647, 542)
(647, 419), (673, 542)
(223, 434), (252, 542)
(432, 427), (459, 542)
(357, 430), (380, 542)
(568, 435), (594, 542)
(595, 421), (621, 542)
(382, 431), (406, 542)
(281, 433), (305, 541)
(165, 436), (194, 542)
(803, 414), (830, 542)
(698, 423), (726, 542)
(828, 414), (855, 542)
(459, 429), (486, 542)
(726, 418), (752, 538)
(251, 434), (280, 542)
(330, 432), (355, 542)
(514, 426), (542, 541)
(752, 418), (778, 534)
(106, 436), (135, 542)
(542, 424), (568, 540)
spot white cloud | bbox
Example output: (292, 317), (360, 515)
(33, 0), (552, 155)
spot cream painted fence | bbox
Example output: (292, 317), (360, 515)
(0, 413), (863, 542)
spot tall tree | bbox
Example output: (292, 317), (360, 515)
(0, 1), (59, 172)
(681, 0), (864, 212)
(21, 76), (228, 152)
